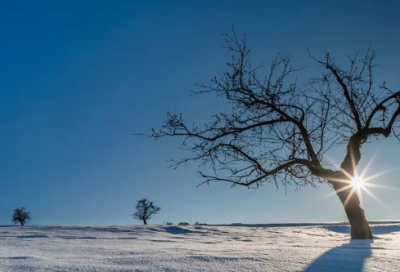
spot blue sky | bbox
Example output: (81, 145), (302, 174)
(0, 1), (399, 225)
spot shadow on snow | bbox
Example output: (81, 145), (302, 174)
(304, 240), (372, 272)
(164, 226), (204, 235)
(326, 224), (400, 235)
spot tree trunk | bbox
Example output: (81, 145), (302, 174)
(330, 181), (373, 239)
(20, 221), (24, 226)
(143, 218), (147, 225)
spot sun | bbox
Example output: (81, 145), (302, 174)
(351, 176), (365, 189)
(323, 152), (398, 206)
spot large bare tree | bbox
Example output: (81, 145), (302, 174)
(145, 31), (400, 239)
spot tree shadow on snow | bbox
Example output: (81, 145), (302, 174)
(304, 240), (372, 272)
(326, 224), (400, 235)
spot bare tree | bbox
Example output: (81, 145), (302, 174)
(133, 199), (161, 225)
(12, 207), (32, 226)
(145, 30), (400, 239)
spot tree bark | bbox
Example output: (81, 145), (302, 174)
(330, 181), (373, 239)
(143, 218), (147, 225)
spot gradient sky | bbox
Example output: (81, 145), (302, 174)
(0, 0), (399, 225)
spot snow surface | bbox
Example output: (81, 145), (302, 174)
(0, 222), (399, 271)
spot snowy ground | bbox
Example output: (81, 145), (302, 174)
(0, 222), (399, 271)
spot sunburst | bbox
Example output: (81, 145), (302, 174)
(323, 152), (398, 206)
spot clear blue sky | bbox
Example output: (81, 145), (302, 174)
(0, 0), (399, 225)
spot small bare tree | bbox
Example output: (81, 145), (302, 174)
(12, 207), (31, 226)
(133, 199), (161, 225)
(145, 30), (400, 239)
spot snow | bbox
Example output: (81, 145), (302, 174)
(0, 222), (399, 271)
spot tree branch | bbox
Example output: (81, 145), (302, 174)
(365, 91), (400, 128)
(324, 61), (362, 131)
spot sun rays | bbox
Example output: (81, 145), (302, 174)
(323, 152), (398, 207)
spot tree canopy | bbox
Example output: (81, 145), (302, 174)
(149, 31), (400, 190)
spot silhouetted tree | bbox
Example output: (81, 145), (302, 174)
(12, 207), (31, 226)
(145, 30), (400, 239)
(133, 199), (160, 225)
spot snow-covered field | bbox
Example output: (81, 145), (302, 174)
(0, 222), (399, 271)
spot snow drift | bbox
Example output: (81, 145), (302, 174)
(0, 222), (399, 271)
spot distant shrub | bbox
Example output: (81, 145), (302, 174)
(165, 222), (174, 225)
(178, 222), (190, 226)
(133, 199), (160, 225)
(12, 207), (31, 226)
(195, 221), (207, 226)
